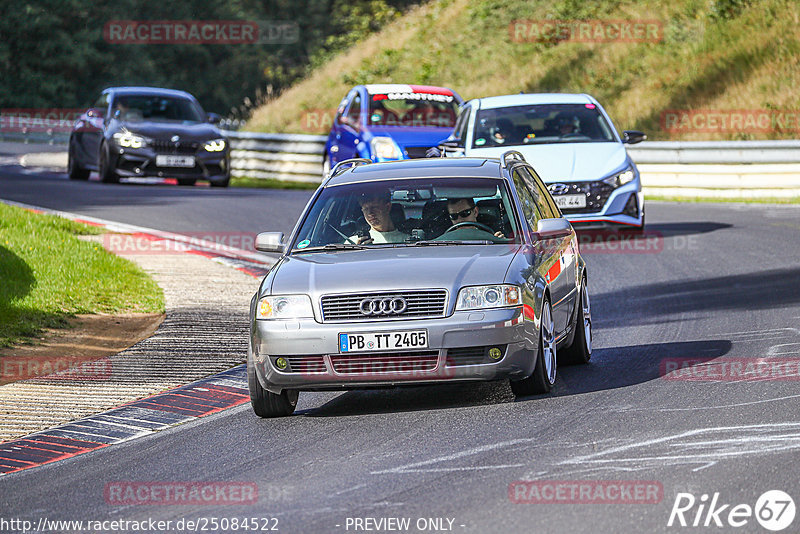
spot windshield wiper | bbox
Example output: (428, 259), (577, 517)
(412, 239), (493, 246)
(297, 243), (370, 252)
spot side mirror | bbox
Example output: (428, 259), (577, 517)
(207, 112), (221, 124)
(86, 108), (105, 119)
(534, 218), (572, 240)
(622, 130), (646, 145)
(255, 232), (286, 254)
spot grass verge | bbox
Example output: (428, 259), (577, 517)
(0, 203), (165, 347)
(231, 176), (320, 190)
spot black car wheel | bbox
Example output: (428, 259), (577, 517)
(209, 174), (230, 188)
(511, 297), (557, 396)
(177, 178), (196, 186)
(67, 142), (90, 181)
(98, 144), (120, 184)
(248, 358), (298, 418)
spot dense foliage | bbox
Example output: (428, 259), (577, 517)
(0, 0), (419, 116)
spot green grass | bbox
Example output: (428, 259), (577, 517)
(231, 176), (320, 190)
(645, 195), (800, 204)
(0, 203), (164, 347)
(247, 0), (800, 141)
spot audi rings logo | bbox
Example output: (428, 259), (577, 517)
(359, 297), (408, 316)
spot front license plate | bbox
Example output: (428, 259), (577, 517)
(339, 330), (428, 353)
(554, 194), (587, 209)
(156, 155), (195, 168)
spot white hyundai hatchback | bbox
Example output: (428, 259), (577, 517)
(439, 93), (646, 231)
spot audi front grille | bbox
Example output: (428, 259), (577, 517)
(320, 290), (448, 322)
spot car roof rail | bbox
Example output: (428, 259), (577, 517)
(500, 150), (526, 170)
(328, 158), (373, 178)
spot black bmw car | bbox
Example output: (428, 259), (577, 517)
(68, 86), (230, 187)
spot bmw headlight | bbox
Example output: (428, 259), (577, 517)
(602, 167), (636, 188)
(256, 295), (313, 320)
(203, 138), (226, 152)
(370, 137), (402, 161)
(113, 132), (147, 149)
(456, 285), (522, 311)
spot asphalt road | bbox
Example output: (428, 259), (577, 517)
(2, 161), (800, 533)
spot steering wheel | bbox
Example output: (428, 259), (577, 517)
(443, 221), (496, 235)
(560, 132), (585, 138)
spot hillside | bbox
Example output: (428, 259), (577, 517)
(246, 0), (800, 140)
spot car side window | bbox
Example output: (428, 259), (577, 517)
(345, 93), (362, 125)
(512, 169), (542, 227)
(93, 94), (108, 112)
(522, 166), (562, 218)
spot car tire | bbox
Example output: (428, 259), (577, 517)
(511, 297), (557, 396)
(98, 144), (120, 184)
(67, 143), (90, 181)
(209, 174), (230, 188)
(177, 178), (196, 186)
(248, 360), (298, 417)
(559, 276), (591, 365)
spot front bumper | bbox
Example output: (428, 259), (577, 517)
(109, 146), (229, 181)
(250, 307), (537, 393)
(558, 185), (644, 228)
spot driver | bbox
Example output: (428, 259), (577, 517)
(557, 115), (578, 136)
(349, 188), (408, 244)
(446, 198), (505, 238)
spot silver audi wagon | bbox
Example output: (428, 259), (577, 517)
(248, 152), (591, 417)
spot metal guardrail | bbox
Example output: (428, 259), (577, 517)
(4, 129), (799, 197)
(224, 130), (327, 183)
(626, 140), (800, 164)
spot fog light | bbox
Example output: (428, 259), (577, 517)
(488, 347), (502, 360)
(275, 357), (288, 370)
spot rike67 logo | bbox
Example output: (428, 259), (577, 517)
(668, 490), (795, 531)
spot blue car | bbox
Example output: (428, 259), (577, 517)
(323, 84), (463, 175)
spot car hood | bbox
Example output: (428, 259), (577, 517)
(367, 126), (452, 148)
(269, 245), (522, 300)
(116, 121), (222, 141)
(468, 142), (629, 182)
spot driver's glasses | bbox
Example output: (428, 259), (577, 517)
(449, 208), (473, 220)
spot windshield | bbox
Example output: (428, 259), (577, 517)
(291, 177), (521, 251)
(472, 103), (616, 148)
(112, 95), (205, 123)
(367, 93), (458, 128)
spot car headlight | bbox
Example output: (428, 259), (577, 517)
(113, 132), (147, 149)
(203, 138), (226, 152)
(602, 167), (635, 188)
(256, 295), (313, 320)
(370, 137), (402, 161)
(455, 285), (522, 311)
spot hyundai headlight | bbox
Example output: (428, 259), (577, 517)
(455, 285), (522, 311)
(256, 295), (313, 320)
(370, 137), (402, 161)
(203, 138), (226, 152)
(602, 167), (635, 188)
(113, 132), (147, 149)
